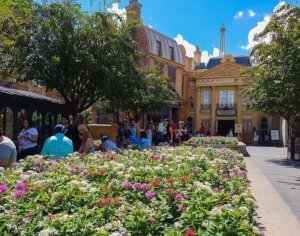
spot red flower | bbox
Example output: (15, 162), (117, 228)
(47, 214), (54, 220)
(98, 197), (114, 207)
(185, 228), (196, 236)
(165, 189), (174, 196)
(180, 176), (190, 182)
(150, 155), (159, 160)
(152, 177), (161, 187)
(167, 178), (174, 184)
(100, 168), (106, 176)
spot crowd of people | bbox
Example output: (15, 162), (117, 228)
(116, 118), (192, 149)
(0, 116), (195, 169)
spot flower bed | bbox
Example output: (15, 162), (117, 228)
(0, 147), (260, 235)
(186, 137), (239, 145)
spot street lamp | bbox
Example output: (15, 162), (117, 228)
(189, 96), (194, 108)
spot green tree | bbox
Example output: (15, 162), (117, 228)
(243, 3), (300, 132)
(0, 1), (141, 116)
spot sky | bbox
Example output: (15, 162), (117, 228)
(38, 0), (294, 63)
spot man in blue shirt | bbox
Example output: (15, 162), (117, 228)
(41, 125), (73, 159)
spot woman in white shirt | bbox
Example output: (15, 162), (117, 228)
(17, 119), (39, 161)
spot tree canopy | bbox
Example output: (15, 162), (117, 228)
(0, 1), (178, 119)
(243, 3), (300, 131)
(0, 1), (143, 116)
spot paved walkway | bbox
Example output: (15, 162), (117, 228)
(245, 146), (300, 236)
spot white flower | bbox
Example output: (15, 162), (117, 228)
(239, 206), (249, 214)
(174, 222), (183, 228)
(252, 226), (261, 234)
(38, 228), (58, 236)
(110, 233), (123, 236)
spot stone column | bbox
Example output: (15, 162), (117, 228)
(211, 87), (217, 135)
(237, 86), (242, 124)
(195, 87), (201, 131)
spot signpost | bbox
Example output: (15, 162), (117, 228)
(235, 124), (243, 134)
(235, 123), (243, 141)
(271, 130), (280, 141)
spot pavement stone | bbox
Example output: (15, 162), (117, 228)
(245, 146), (300, 236)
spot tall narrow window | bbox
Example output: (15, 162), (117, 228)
(219, 90), (235, 108)
(156, 41), (162, 56)
(203, 91), (210, 105)
(169, 46), (174, 60)
(168, 66), (176, 85)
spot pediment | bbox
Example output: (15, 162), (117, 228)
(198, 62), (244, 78)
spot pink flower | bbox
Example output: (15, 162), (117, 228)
(148, 217), (156, 223)
(141, 184), (150, 191)
(178, 204), (185, 211)
(80, 169), (89, 176)
(111, 178), (118, 184)
(13, 189), (25, 198)
(133, 182), (142, 190)
(27, 212), (33, 218)
(238, 170), (247, 178)
(22, 178), (29, 184)
(0, 184), (8, 193)
(34, 161), (42, 168)
(17, 220), (24, 225)
(145, 191), (156, 200)
(174, 194), (184, 202)
(122, 182), (132, 189)
(16, 181), (26, 191)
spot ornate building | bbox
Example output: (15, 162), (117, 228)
(126, 0), (285, 144)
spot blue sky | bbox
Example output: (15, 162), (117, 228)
(38, 0), (292, 62)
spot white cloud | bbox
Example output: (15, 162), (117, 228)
(248, 10), (256, 17)
(241, 1), (286, 51)
(107, 3), (126, 19)
(174, 34), (220, 63)
(174, 34), (196, 58)
(202, 48), (220, 63)
(234, 11), (244, 20)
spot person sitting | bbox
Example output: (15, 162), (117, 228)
(0, 129), (17, 168)
(101, 135), (117, 152)
(139, 130), (151, 149)
(78, 124), (95, 154)
(41, 125), (73, 159)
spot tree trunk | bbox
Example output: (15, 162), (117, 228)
(290, 136), (295, 160)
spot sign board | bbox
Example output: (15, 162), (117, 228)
(216, 110), (236, 116)
(271, 130), (280, 141)
(235, 124), (243, 134)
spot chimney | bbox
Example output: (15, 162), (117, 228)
(194, 46), (202, 65)
(125, 0), (143, 21)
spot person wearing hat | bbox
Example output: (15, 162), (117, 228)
(101, 135), (117, 152)
(0, 129), (17, 168)
(41, 124), (73, 159)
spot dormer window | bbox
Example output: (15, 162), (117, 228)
(169, 46), (174, 60)
(156, 41), (162, 56)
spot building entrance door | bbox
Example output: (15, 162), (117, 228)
(218, 120), (235, 136)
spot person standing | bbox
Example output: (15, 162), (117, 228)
(41, 125), (73, 159)
(62, 116), (72, 139)
(162, 119), (173, 144)
(0, 129), (17, 168)
(17, 119), (38, 161)
(171, 120), (177, 145)
(129, 118), (137, 138)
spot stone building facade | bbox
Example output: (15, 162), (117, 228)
(125, 0), (285, 144)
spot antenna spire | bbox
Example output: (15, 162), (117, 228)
(220, 24), (226, 56)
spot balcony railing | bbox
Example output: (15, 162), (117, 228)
(217, 103), (237, 110)
(201, 104), (211, 111)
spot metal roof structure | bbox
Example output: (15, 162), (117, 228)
(195, 55), (252, 70)
(0, 84), (63, 104)
(144, 26), (184, 65)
